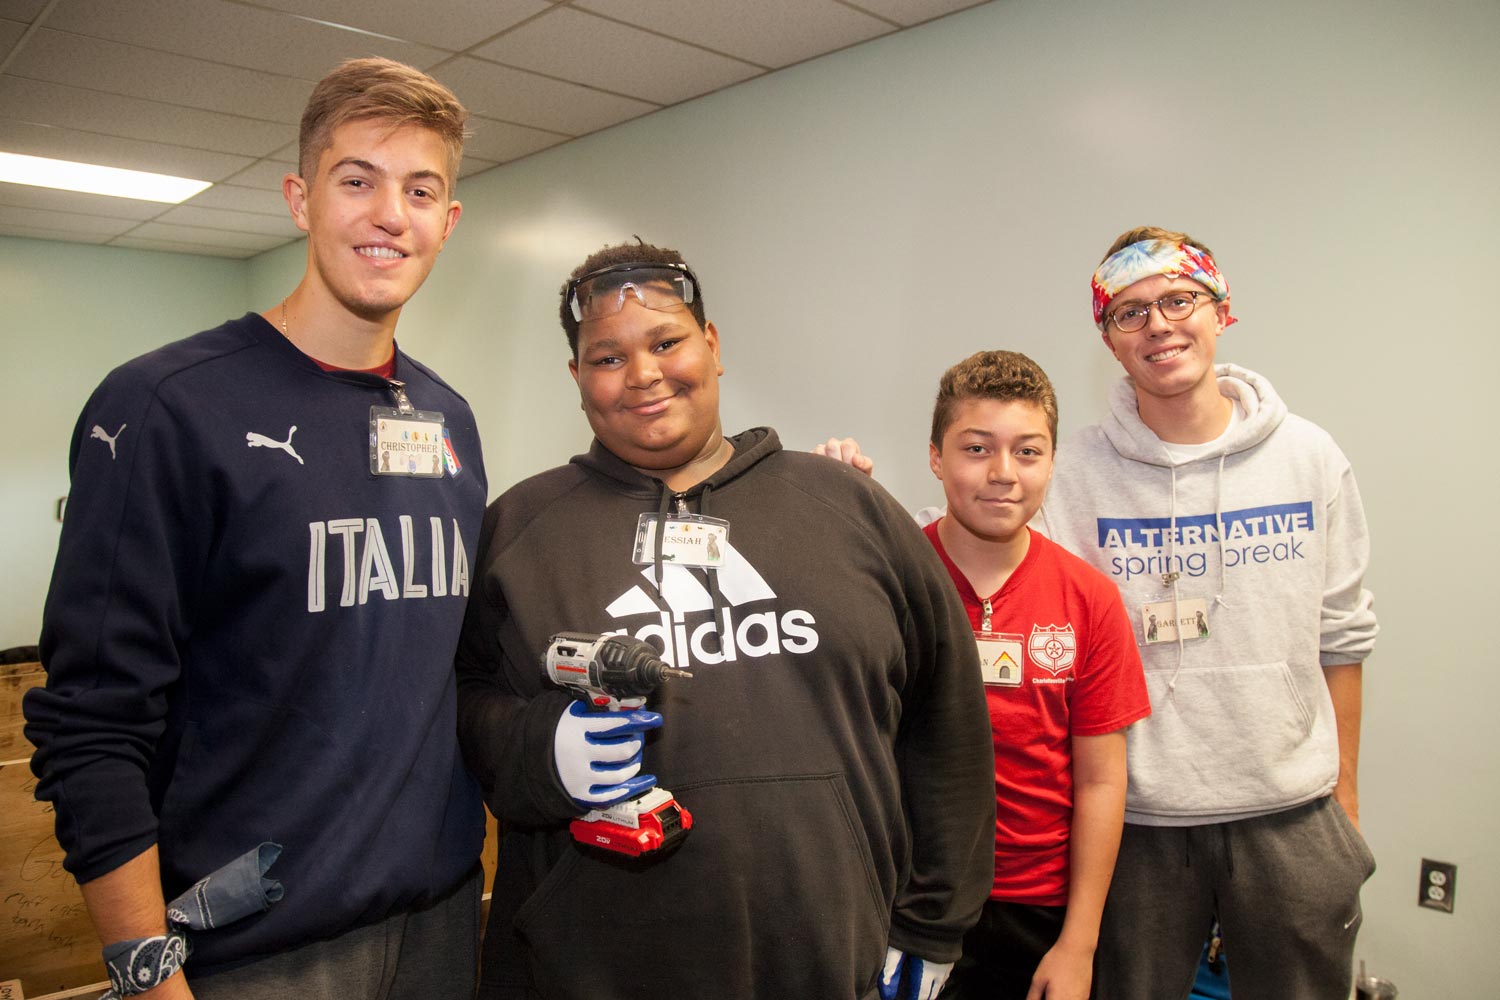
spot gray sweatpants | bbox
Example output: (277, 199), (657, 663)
(1095, 797), (1375, 1000)
(191, 864), (482, 1000)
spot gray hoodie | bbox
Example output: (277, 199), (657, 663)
(1037, 365), (1377, 825)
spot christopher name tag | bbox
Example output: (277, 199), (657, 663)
(370, 408), (446, 478)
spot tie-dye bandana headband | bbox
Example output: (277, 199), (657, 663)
(1091, 239), (1235, 331)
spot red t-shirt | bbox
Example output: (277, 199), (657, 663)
(925, 521), (1150, 905)
(311, 354), (396, 379)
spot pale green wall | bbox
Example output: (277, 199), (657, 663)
(4, 236), (248, 651)
(5, 0), (1496, 990)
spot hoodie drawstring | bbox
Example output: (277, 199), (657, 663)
(651, 485), (672, 595)
(1211, 452), (1231, 611)
(700, 482), (727, 653)
(1165, 452), (1234, 695)
(1166, 466), (1187, 696)
(649, 482), (728, 658)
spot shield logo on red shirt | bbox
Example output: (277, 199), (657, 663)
(1028, 624), (1077, 676)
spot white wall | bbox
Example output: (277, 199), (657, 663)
(7, 0), (1496, 991)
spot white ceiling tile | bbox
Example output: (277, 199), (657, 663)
(473, 7), (762, 105)
(183, 184), (293, 216)
(0, 223), (110, 244)
(252, 0), (550, 53)
(128, 221), (290, 252)
(0, 77), (297, 157)
(154, 205), (304, 237)
(0, 1), (47, 21)
(8, 29), (310, 123)
(435, 56), (658, 135)
(845, 0), (990, 28)
(464, 115), (569, 162)
(108, 236), (260, 258)
(574, 0), (893, 69)
(1, 17), (25, 51)
(0, 181), (166, 220)
(458, 155), (500, 179)
(1, 0), (958, 258)
(40, 0), (448, 79)
(0, 119), (256, 181)
(220, 158), (298, 190)
(0, 203), (139, 235)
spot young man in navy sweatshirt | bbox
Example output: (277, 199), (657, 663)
(25, 58), (486, 999)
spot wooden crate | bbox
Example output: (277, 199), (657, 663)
(0, 662), (44, 765)
(0, 664), (106, 996)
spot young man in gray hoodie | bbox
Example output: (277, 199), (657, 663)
(1036, 226), (1379, 999)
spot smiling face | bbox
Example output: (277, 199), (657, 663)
(930, 398), (1054, 545)
(1100, 273), (1231, 408)
(287, 119), (461, 324)
(568, 294), (725, 481)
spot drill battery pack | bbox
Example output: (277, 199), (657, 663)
(570, 787), (694, 857)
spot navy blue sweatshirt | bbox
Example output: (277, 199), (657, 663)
(25, 313), (487, 972)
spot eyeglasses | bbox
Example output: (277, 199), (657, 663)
(1107, 290), (1213, 333)
(567, 262), (698, 323)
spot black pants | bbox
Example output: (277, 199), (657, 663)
(941, 899), (1071, 1000)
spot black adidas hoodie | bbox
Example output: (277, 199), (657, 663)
(457, 427), (993, 999)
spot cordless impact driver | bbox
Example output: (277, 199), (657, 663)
(544, 631), (694, 857)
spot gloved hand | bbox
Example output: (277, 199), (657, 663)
(553, 700), (663, 810)
(879, 946), (954, 1000)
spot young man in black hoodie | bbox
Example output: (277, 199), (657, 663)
(456, 241), (994, 1000)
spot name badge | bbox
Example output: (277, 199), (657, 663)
(633, 513), (729, 568)
(975, 631), (1024, 687)
(1141, 597), (1211, 644)
(370, 407), (447, 478)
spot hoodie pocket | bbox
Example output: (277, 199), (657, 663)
(514, 772), (889, 1000)
(1129, 660), (1332, 817)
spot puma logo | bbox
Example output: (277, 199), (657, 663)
(247, 425), (304, 465)
(90, 423), (126, 460)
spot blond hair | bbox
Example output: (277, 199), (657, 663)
(298, 58), (469, 187)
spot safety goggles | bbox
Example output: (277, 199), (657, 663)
(567, 262), (698, 323)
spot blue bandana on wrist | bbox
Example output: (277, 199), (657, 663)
(100, 843), (283, 998)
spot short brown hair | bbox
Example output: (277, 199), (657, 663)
(298, 58), (469, 187)
(930, 350), (1059, 449)
(1101, 225), (1216, 263)
(559, 240), (708, 356)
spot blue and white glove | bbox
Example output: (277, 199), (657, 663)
(879, 946), (954, 1000)
(553, 700), (663, 810)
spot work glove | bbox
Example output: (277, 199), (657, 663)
(879, 946), (954, 1000)
(553, 700), (662, 810)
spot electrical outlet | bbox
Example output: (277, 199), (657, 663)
(1418, 858), (1456, 913)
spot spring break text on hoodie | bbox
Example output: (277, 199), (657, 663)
(1097, 501), (1314, 582)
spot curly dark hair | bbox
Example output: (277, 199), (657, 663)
(930, 350), (1058, 449)
(559, 239), (708, 356)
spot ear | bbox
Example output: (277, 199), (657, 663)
(283, 173), (310, 234)
(928, 441), (944, 481)
(1100, 329), (1119, 358)
(568, 357), (580, 386)
(704, 321), (723, 375)
(1214, 295), (1232, 334)
(440, 200), (462, 246)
